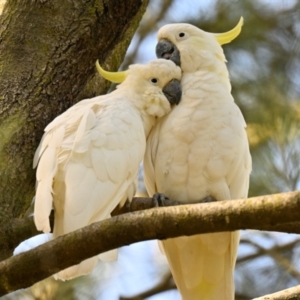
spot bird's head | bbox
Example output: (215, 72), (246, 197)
(155, 17), (243, 73)
(96, 59), (182, 117)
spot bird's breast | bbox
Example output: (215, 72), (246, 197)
(154, 95), (244, 203)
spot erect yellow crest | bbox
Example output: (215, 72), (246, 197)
(95, 60), (126, 83)
(214, 17), (243, 45)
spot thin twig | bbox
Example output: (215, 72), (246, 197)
(238, 240), (300, 263)
(253, 285), (300, 300)
(119, 273), (175, 300)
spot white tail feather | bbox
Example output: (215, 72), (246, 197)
(34, 146), (58, 233)
(99, 249), (118, 261)
(34, 182), (53, 233)
(53, 256), (98, 281)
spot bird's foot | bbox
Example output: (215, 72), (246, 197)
(152, 193), (172, 207)
(199, 196), (217, 203)
(125, 200), (131, 212)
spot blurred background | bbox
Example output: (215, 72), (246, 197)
(2, 0), (300, 299)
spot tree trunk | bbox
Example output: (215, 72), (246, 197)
(0, 0), (149, 260)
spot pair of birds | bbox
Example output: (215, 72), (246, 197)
(20, 18), (252, 300)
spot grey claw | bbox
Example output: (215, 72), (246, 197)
(200, 196), (217, 203)
(152, 193), (170, 207)
(125, 200), (131, 212)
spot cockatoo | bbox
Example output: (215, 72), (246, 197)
(32, 59), (181, 280)
(144, 18), (251, 300)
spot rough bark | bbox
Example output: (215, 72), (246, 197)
(0, 0), (149, 259)
(1, 191), (300, 296)
(2, 192), (300, 261)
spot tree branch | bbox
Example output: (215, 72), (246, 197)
(4, 192), (300, 262)
(1, 191), (300, 296)
(0, 196), (178, 260)
(119, 273), (175, 300)
(238, 240), (300, 264)
(244, 240), (300, 279)
(253, 285), (300, 300)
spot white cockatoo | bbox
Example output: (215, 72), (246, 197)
(32, 59), (181, 280)
(144, 18), (251, 300)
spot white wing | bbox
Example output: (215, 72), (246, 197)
(34, 94), (145, 280)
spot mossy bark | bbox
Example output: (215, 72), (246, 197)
(0, 0), (149, 260)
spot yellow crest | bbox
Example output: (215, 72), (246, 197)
(95, 60), (126, 83)
(214, 17), (243, 45)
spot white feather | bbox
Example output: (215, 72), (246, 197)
(13, 233), (53, 255)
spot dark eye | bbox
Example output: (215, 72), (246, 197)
(179, 32), (185, 37)
(151, 78), (158, 83)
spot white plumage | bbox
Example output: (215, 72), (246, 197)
(144, 19), (251, 299)
(33, 59), (181, 280)
(13, 233), (53, 256)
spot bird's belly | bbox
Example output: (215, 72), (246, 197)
(153, 102), (243, 203)
(155, 135), (212, 203)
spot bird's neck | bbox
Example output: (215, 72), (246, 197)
(182, 58), (233, 105)
(140, 113), (157, 138)
(183, 47), (232, 93)
(116, 87), (158, 138)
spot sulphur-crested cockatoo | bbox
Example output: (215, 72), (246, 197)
(32, 59), (181, 280)
(144, 18), (251, 300)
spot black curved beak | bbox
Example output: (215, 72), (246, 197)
(163, 79), (182, 106)
(156, 39), (181, 67)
